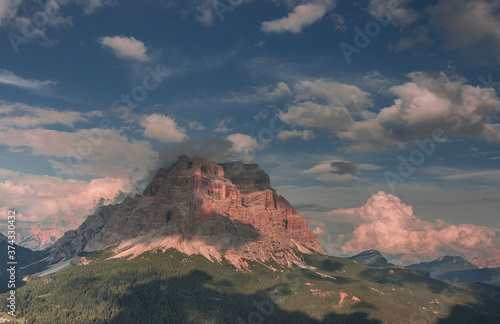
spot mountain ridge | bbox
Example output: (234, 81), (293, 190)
(408, 255), (500, 287)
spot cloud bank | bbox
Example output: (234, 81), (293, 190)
(314, 191), (500, 266)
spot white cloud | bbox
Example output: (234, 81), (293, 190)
(261, 0), (337, 34)
(227, 133), (259, 153)
(0, 70), (57, 91)
(98, 35), (150, 62)
(276, 129), (314, 141)
(0, 0), (21, 26)
(280, 101), (354, 130)
(294, 79), (372, 115)
(278, 79), (372, 131)
(140, 114), (187, 143)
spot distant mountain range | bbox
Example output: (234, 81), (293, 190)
(348, 250), (500, 288)
(408, 256), (500, 287)
(2, 156), (499, 323)
(0, 214), (80, 251)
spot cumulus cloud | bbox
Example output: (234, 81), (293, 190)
(261, 0), (337, 34)
(283, 93), (361, 129)
(0, 70), (57, 92)
(338, 72), (500, 152)
(316, 191), (500, 264)
(227, 133), (260, 153)
(140, 114), (187, 143)
(98, 35), (150, 62)
(427, 0), (500, 51)
(276, 129), (314, 141)
(278, 79), (372, 131)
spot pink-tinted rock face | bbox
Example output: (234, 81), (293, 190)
(87, 155), (323, 266)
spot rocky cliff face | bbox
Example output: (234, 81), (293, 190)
(42, 204), (118, 264)
(87, 155), (323, 267)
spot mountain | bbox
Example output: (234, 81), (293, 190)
(2, 156), (500, 323)
(408, 256), (479, 277)
(40, 204), (118, 265)
(0, 214), (80, 250)
(86, 155), (323, 267)
(349, 250), (392, 267)
(6, 248), (500, 324)
(0, 233), (42, 292)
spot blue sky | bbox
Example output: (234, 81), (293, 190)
(0, 0), (499, 264)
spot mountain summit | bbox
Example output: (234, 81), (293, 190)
(86, 155), (323, 267)
(349, 249), (392, 267)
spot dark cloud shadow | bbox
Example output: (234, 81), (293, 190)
(109, 269), (381, 324)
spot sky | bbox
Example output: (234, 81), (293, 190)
(0, 0), (499, 265)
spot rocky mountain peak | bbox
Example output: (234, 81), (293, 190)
(86, 155), (323, 267)
(349, 249), (392, 267)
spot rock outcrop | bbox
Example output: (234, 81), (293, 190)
(349, 250), (392, 267)
(87, 155), (323, 267)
